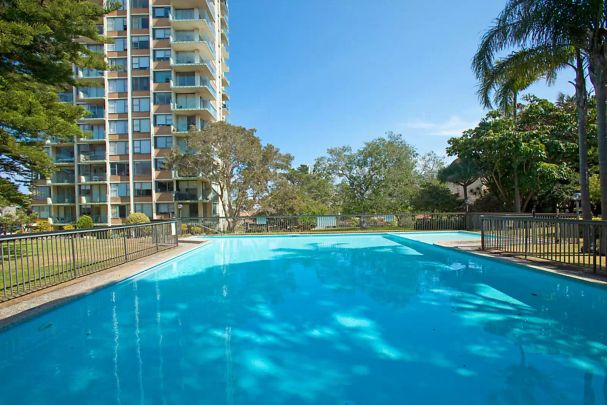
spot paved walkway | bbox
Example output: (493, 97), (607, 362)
(0, 240), (207, 328)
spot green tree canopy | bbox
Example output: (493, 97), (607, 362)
(0, 0), (110, 202)
(168, 122), (292, 230)
(447, 97), (581, 212)
(411, 181), (460, 212)
(314, 132), (417, 214)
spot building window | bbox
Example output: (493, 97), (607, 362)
(153, 70), (171, 83)
(108, 99), (128, 114)
(107, 38), (127, 52)
(132, 97), (150, 112)
(109, 120), (128, 134)
(131, 15), (149, 30)
(134, 203), (153, 217)
(154, 136), (173, 149)
(110, 162), (129, 176)
(132, 35), (149, 50)
(108, 57), (127, 72)
(110, 183), (130, 197)
(133, 139), (151, 154)
(131, 0), (149, 8)
(111, 205), (128, 219)
(86, 44), (104, 53)
(153, 28), (171, 40)
(112, 0), (125, 10)
(154, 114), (172, 126)
(133, 118), (151, 132)
(33, 186), (51, 199)
(152, 7), (170, 18)
(153, 49), (171, 61)
(154, 158), (167, 170)
(134, 161), (152, 177)
(153, 92), (171, 105)
(132, 56), (150, 70)
(107, 17), (127, 32)
(132, 77), (150, 91)
(108, 79), (127, 93)
(134, 182), (152, 197)
(109, 141), (128, 155)
(156, 203), (174, 214)
(33, 206), (51, 219)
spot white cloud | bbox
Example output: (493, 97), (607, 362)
(403, 115), (477, 137)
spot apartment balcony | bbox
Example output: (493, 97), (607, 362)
(78, 132), (106, 143)
(170, 56), (216, 77)
(170, 10), (215, 35)
(80, 196), (108, 204)
(91, 215), (109, 224)
(170, 34), (215, 58)
(222, 89), (229, 101)
(51, 174), (76, 184)
(171, 78), (217, 99)
(221, 45), (229, 60)
(77, 88), (105, 102)
(79, 107), (105, 123)
(171, 0), (215, 17)
(175, 191), (210, 202)
(221, 28), (229, 46)
(79, 151), (106, 163)
(79, 174), (107, 183)
(54, 155), (75, 165)
(49, 216), (76, 225)
(50, 196), (76, 205)
(172, 100), (217, 121)
(77, 68), (104, 81)
(58, 92), (74, 103)
(222, 75), (230, 87)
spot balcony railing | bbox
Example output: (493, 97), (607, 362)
(51, 174), (75, 183)
(80, 196), (108, 203)
(80, 174), (107, 182)
(52, 196), (76, 204)
(175, 192), (201, 201)
(171, 100), (217, 117)
(80, 152), (106, 162)
(54, 155), (75, 164)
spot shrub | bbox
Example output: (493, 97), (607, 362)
(75, 215), (94, 229)
(126, 212), (150, 225)
(35, 219), (53, 232)
(63, 224), (75, 231)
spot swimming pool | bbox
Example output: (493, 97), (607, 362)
(0, 232), (605, 404)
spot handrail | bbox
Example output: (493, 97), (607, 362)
(0, 220), (177, 241)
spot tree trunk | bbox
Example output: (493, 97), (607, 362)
(513, 169), (521, 213)
(575, 51), (592, 221)
(589, 52), (607, 219)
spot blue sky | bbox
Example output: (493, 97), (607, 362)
(227, 0), (574, 165)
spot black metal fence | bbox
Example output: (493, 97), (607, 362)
(0, 221), (178, 301)
(178, 213), (468, 235)
(481, 215), (607, 273)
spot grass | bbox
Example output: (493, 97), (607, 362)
(0, 233), (174, 299)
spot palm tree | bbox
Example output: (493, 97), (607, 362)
(472, 2), (595, 219)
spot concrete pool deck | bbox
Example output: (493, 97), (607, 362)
(0, 239), (207, 328)
(2, 234), (607, 328)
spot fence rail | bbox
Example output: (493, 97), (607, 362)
(481, 215), (607, 273)
(0, 221), (178, 301)
(178, 213), (469, 235)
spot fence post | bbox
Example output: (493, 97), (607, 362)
(524, 219), (529, 259)
(122, 229), (128, 263)
(70, 233), (77, 278)
(480, 217), (485, 250)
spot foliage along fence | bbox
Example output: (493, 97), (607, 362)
(481, 215), (607, 273)
(0, 221), (178, 301)
(178, 213), (469, 235)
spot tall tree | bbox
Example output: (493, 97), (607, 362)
(438, 158), (480, 205)
(472, 0), (607, 217)
(314, 133), (417, 214)
(0, 0), (110, 202)
(168, 122), (292, 231)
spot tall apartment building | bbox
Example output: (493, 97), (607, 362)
(31, 0), (229, 226)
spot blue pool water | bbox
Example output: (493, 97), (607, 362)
(0, 232), (606, 404)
